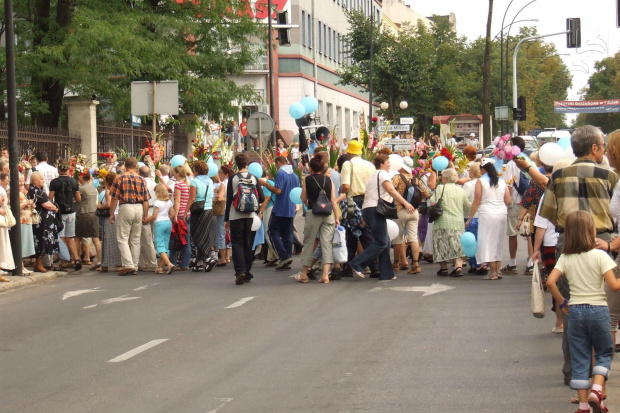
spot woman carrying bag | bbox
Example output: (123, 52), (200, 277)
(348, 154), (415, 281)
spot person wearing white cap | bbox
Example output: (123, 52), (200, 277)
(465, 158), (512, 280)
(468, 133), (479, 148)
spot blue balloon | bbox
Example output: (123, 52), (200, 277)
(432, 156), (449, 172)
(289, 102), (306, 120)
(300, 96), (319, 114)
(289, 187), (303, 205)
(492, 157), (504, 174)
(170, 154), (186, 168)
(89, 167), (94, 174)
(557, 138), (571, 151)
(248, 162), (263, 178)
(92, 179), (100, 189)
(207, 162), (219, 178)
(460, 232), (476, 248)
(463, 241), (477, 257)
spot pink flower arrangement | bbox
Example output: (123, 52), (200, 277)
(492, 134), (521, 160)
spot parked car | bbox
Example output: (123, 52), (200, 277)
(536, 129), (571, 143)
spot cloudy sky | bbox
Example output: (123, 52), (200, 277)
(406, 0), (619, 123)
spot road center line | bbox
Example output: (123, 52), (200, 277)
(225, 296), (256, 309)
(108, 339), (169, 363)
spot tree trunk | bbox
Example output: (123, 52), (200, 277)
(32, 0), (74, 127)
(481, 0), (494, 146)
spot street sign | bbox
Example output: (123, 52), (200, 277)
(382, 138), (414, 152)
(376, 124), (411, 132)
(494, 106), (509, 120)
(131, 80), (179, 116)
(247, 112), (275, 155)
(400, 117), (414, 125)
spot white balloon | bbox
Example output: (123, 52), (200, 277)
(387, 219), (400, 241)
(251, 215), (262, 231)
(389, 154), (404, 172)
(538, 142), (564, 166)
(563, 146), (577, 161)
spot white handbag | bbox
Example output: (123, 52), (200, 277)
(531, 264), (545, 318)
(0, 204), (17, 228)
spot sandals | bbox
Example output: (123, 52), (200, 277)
(437, 269), (449, 276)
(167, 265), (175, 275)
(155, 268), (164, 274)
(589, 389), (608, 413)
(294, 274), (309, 283)
(408, 264), (421, 274)
(484, 273), (500, 280)
(318, 278), (330, 284)
(449, 267), (463, 277)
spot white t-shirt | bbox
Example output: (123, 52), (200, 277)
(145, 177), (157, 206)
(468, 138), (479, 148)
(463, 178), (479, 218)
(502, 160), (522, 204)
(362, 170), (393, 209)
(154, 200), (172, 223)
(291, 147), (300, 160)
(533, 194), (558, 247)
(555, 249), (617, 306)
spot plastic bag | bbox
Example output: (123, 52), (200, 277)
(332, 225), (347, 263)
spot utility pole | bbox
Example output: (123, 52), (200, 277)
(5, 0), (22, 275)
(267, 0), (277, 148)
(368, 8), (374, 133)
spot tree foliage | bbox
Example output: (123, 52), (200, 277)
(338, 10), (572, 136)
(574, 51), (620, 133)
(1, 0), (266, 127)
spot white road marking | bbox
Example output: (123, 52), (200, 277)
(225, 296), (256, 309)
(368, 283), (455, 296)
(83, 304), (97, 309)
(62, 288), (101, 300)
(108, 339), (169, 363)
(133, 285), (149, 291)
(100, 294), (141, 304)
(205, 398), (234, 413)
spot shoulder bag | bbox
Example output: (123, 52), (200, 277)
(375, 172), (398, 220)
(428, 186), (445, 223)
(531, 264), (545, 318)
(190, 181), (209, 215)
(310, 175), (333, 216)
(346, 160), (356, 217)
(0, 204), (17, 228)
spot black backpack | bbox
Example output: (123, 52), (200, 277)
(399, 174), (423, 209)
(55, 177), (75, 214)
(310, 175), (332, 216)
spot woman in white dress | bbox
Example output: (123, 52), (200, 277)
(465, 158), (511, 280)
(0, 172), (15, 280)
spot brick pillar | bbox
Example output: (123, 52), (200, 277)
(65, 98), (99, 161)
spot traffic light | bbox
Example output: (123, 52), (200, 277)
(617, 0), (620, 28)
(566, 18), (581, 48)
(513, 96), (527, 121)
(277, 11), (291, 46)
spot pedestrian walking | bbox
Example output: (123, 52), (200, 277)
(143, 183), (175, 274)
(137, 165), (158, 272)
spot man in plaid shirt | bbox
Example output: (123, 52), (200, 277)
(538, 125), (618, 387)
(109, 157), (151, 276)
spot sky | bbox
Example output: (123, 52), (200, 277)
(406, 0), (620, 124)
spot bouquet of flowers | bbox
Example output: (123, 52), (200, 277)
(69, 154), (89, 180)
(220, 141), (235, 166)
(190, 136), (223, 163)
(493, 134), (520, 160)
(140, 132), (165, 167)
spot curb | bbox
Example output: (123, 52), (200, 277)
(0, 271), (68, 293)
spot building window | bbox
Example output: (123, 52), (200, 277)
(337, 34), (341, 64)
(318, 20), (322, 54)
(302, 11), (306, 46)
(308, 13), (312, 49)
(328, 28), (332, 59)
(323, 24), (327, 56)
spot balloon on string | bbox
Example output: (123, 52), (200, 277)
(207, 162), (219, 178)
(462, 241), (477, 257)
(557, 138), (571, 151)
(92, 179), (100, 189)
(432, 156), (449, 172)
(251, 215), (262, 231)
(300, 96), (319, 114)
(289, 187), (303, 205)
(387, 219), (399, 241)
(539, 142), (564, 166)
(248, 162), (263, 178)
(170, 155), (186, 168)
(389, 154), (404, 172)
(460, 232), (477, 257)
(289, 102), (306, 119)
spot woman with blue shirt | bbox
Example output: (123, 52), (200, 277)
(258, 169), (277, 266)
(187, 161), (216, 272)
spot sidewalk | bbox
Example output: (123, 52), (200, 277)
(0, 270), (67, 293)
(606, 358), (620, 410)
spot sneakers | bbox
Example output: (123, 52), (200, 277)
(552, 326), (564, 334)
(275, 258), (293, 270)
(524, 266), (534, 275)
(204, 258), (217, 273)
(500, 265), (518, 274)
(235, 273), (245, 285)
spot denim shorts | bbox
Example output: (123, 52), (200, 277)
(568, 304), (614, 390)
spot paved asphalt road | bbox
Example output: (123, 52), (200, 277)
(2, 237), (601, 413)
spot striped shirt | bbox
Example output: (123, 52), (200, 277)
(539, 159), (618, 233)
(175, 180), (190, 218)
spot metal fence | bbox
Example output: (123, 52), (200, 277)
(97, 123), (188, 163)
(0, 123), (81, 162)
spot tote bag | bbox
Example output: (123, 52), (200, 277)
(531, 264), (545, 318)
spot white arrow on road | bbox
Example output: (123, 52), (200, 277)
(206, 398), (234, 413)
(368, 283), (455, 296)
(100, 295), (141, 304)
(62, 288), (102, 300)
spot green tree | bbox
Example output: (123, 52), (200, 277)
(2, 0), (265, 127)
(574, 51), (620, 133)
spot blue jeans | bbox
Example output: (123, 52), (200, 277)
(269, 215), (294, 261)
(568, 304), (613, 390)
(465, 218), (479, 268)
(349, 207), (393, 280)
(170, 221), (191, 268)
(215, 215), (226, 250)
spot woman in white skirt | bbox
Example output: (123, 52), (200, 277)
(466, 158), (511, 280)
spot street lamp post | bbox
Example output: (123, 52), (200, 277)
(500, 0), (516, 134)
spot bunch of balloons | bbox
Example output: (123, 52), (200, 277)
(539, 139), (576, 166)
(288, 96), (319, 119)
(460, 232), (477, 257)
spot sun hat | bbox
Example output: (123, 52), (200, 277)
(480, 158), (495, 167)
(347, 140), (363, 155)
(470, 133), (476, 137)
(402, 156), (414, 173)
